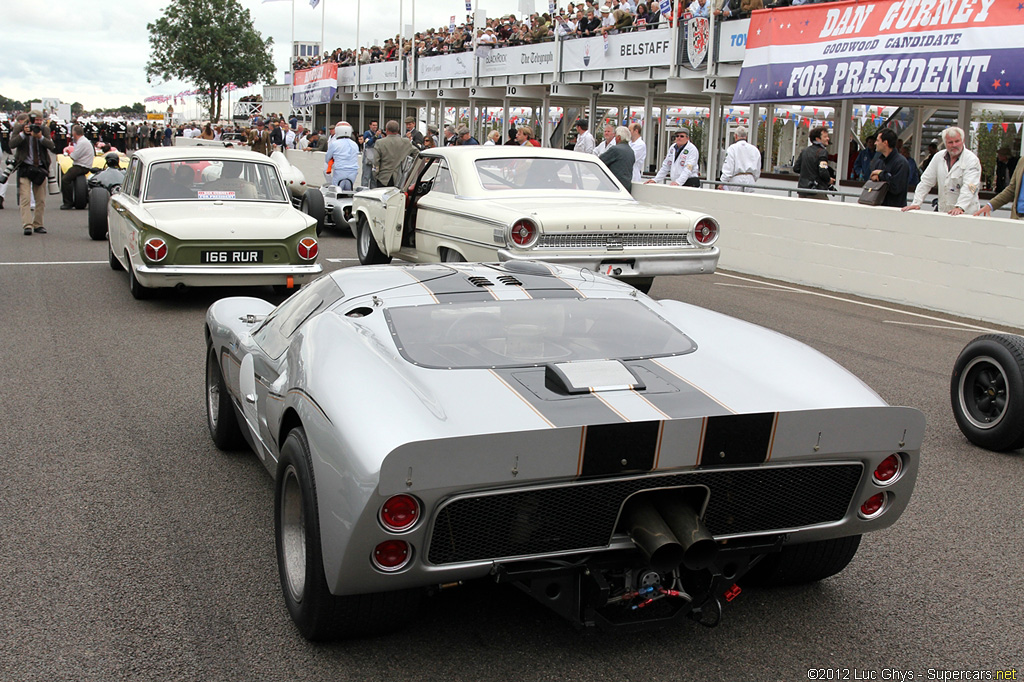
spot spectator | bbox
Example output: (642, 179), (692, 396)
(868, 128), (909, 208)
(504, 126), (519, 145)
(901, 126), (981, 215)
(688, 0), (712, 17)
(573, 120), (595, 154)
(594, 123), (617, 155)
(919, 142), (938, 173)
(647, 128), (700, 187)
(324, 122), (359, 190)
(634, 3), (651, 28)
(303, 129), (327, 152)
(718, 126), (761, 191)
(713, 0), (734, 20)
(373, 120), (418, 187)
(793, 125), (833, 199)
(281, 122), (296, 150)
(974, 153), (1024, 220)
(456, 125), (480, 145)
(628, 122), (646, 182)
(516, 126), (541, 147)
(405, 116), (424, 150)
(200, 123), (215, 140)
(425, 125), (439, 148)
(901, 143), (920, 190)
(599, 7), (615, 32)
(739, 0), (763, 17)
(60, 124), (94, 210)
(995, 147), (1019, 194)
(852, 133), (877, 181)
(361, 120), (381, 188)
(599, 126), (635, 189)
(10, 111), (55, 235)
(484, 129), (502, 145)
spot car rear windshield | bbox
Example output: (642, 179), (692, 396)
(144, 159), (288, 202)
(386, 299), (694, 369)
(474, 157), (621, 192)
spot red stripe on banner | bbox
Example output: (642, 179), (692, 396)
(294, 62), (338, 86)
(746, 0), (1022, 51)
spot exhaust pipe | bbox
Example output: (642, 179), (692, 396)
(656, 496), (718, 571)
(624, 494), (718, 572)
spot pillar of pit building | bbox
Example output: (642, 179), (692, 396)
(706, 93), (722, 184)
(642, 92), (654, 174)
(836, 99), (851, 182)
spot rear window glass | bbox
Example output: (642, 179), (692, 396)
(474, 157), (620, 192)
(145, 159), (287, 202)
(386, 299), (694, 369)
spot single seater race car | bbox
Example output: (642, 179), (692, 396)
(106, 147), (321, 299)
(56, 147), (130, 209)
(204, 260), (925, 641)
(351, 146), (720, 293)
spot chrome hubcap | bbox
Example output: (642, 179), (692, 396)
(960, 355), (1008, 430)
(206, 356), (219, 428)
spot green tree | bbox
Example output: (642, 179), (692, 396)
(71, 102), (84, 116)
(146, 0), (275, 122)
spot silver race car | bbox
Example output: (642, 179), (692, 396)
(204, 261), (925, 641)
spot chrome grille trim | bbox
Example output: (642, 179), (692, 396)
(535, 232), (692, 249)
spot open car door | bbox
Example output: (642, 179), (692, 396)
(382, 188), (406, 255)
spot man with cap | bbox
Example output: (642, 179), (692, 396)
(248, 119), (271, 156)
(646, 128), (701, 187)
(405, 116), (424, 150)
(374, 120), (418, 188)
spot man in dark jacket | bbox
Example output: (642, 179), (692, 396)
(869, 128), (909, 208)
(793, 125), (833, 199)
(10, 111), (55, 235)
(599, 126), (635, 190)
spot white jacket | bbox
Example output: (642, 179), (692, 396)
(719, 139), (761, 191)
(629, 137), (647, 182)
(912, 148), (982, 214)
(653, 142), (699, 185)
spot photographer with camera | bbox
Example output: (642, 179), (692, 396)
(10, 111), (55, 234)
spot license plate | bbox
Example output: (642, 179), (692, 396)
(201, 250), (264, 264)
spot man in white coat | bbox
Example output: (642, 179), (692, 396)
(593, 123), (616, 156)
(901, 126), (981, 215)
(645, 128), (699, 187)
(628, 122), (647, 183)
(718, 126), (761, 192)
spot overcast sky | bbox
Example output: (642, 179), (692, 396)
(1, 0), (532, 112)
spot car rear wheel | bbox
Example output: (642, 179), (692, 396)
(441, 248), (466, 263)
(275, 427), (421, 641)
(950, 334), (1024, 451)
(128, 260), (151, 300)
(73, 174), (88, 209)
(742, 535), (862, 587)
(356, 215), (391, 265)
(301, 190), (326, 236)
(206, 346), (246, 450)
(88, 187), (109, 240)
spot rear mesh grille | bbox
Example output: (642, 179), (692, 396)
(535, 232), (692, 249)
(427, 464), (862, 565)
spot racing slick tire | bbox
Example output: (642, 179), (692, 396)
(742, 535), (862, 587)
(950, 334), (1024, 451)
(356, 215), (391, 266)
(73, 174), (88, 209)
(275, 427), (421, 641)
(301, 190), (326, 236)
(88, 187), (109, 240)
(206, 346), (247, 451)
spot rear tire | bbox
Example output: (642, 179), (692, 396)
(742, 535), (862, 587)
(356, 215), (391, 265)
(108, 240), (123, 271)
(950, 334), (1024, 451)
(88, 187), (109, 240)
(206, 346), (246, 450)
(441, 248), (466, 263)
(73, 174), (88, 209)
(128, 260), (151, 300)
(275, 428), (420, 641)
(301, 190), (326, 236)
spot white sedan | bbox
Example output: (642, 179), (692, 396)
(105, 147), (322, 299)
(351, 146), (720, 293)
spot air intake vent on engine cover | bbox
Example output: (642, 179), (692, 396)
(467, 276), (494, 288)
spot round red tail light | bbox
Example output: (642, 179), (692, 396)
(372, 540), (410, 571)
(509, 219), (538, 247)
(693, 218), (719, 245)
(859, 492), (886, 519)
(873, 454), (902, 484)
(144, 237), (167, 262)
(297, 237), (318, 260)
(380, 494), (420, 531)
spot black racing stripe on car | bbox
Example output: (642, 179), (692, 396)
(404, 266), (499, 301)
(698, 412), (777, 467)
(627, 360), (736, 419)
(493, 368), (625, 428)
(579, 421), (661, 477)
(480, 265), (582, 295)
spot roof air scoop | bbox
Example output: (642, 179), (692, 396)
(545, 360), (645, 395)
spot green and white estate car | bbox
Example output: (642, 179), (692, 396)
(104, 147), (322, 300)
(351, 146), (720, 294)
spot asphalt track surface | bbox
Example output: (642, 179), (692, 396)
(1, 201), (1021, 682)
